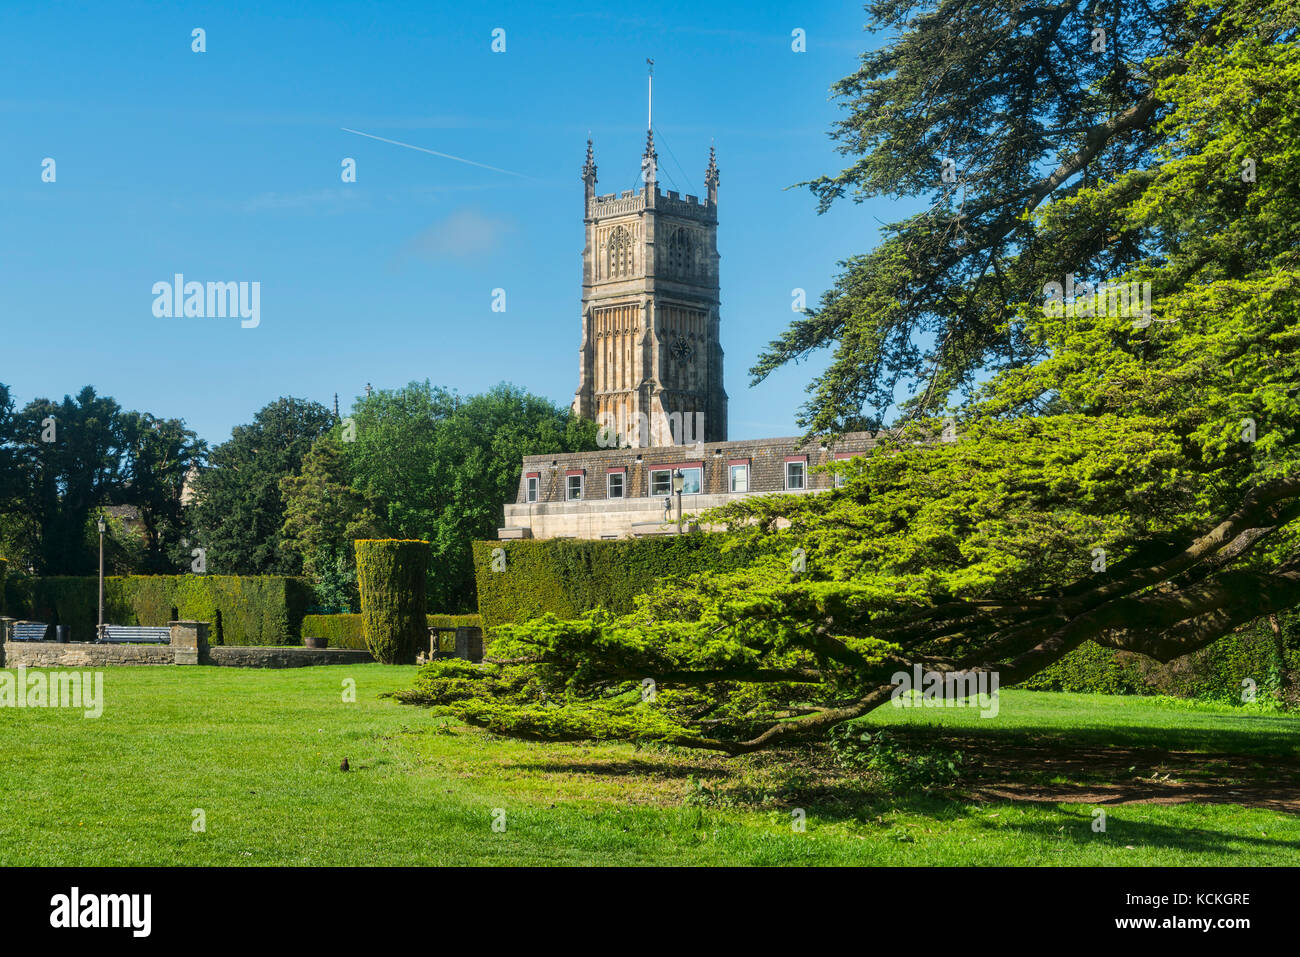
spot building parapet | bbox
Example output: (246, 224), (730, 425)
(587, 187), (714, 221)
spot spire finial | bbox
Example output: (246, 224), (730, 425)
(641, 60), (658, 187)
(582, 136), (597, 184)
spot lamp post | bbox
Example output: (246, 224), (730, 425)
(97, 514), (106, 641)
(672, 469), (685, 532)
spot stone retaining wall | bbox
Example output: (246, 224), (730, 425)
(0, 617), (375, 669)
(208, 647), (374, 668)
(0, 641), (175, 668)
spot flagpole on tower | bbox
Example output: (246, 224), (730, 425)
(647, 58), (654, 133)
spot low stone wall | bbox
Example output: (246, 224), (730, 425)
(0, 617), (375, 669)
(208, 647), (374, 668)
(1, 641), (174, 668)
(0, 641), (374, 668)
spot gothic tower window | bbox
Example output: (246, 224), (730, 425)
(667, 227), (694, 277)
(607, 226), (632, 278)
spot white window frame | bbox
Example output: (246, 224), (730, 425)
(526, 475), (539, 503)
(607, 471), (625, 499)
(566, 473), (584, 500)
(677, 466), (702, 495)
(785, 459), (807, 491)
(729, 463), (749, 493)
(650, 465), (703, 496)
(649, 469), (673, 497)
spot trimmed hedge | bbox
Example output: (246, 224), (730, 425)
(4, 575), (311, 645)
(471, 535), (765, 632)
(356, 539), (430, 664)
(1019, 615), (1299, 704)
(301, 613), (483, 651)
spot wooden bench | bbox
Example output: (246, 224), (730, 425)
(100, 625), (171, 645)
(9, 622), (49, 642)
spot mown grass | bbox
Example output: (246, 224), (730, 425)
(0, 665), (1296, 865)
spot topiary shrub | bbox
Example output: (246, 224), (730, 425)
(355, 539), (430, 664)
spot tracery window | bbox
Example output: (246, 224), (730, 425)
(607, 227), (633, 278)
(667, 228), (695, 277)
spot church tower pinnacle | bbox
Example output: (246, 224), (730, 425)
(582, 136), (597, 202)
(641, 60), (658, 187)
(571, 91), (727, 448)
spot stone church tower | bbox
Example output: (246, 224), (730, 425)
(570, 130), (728, 446)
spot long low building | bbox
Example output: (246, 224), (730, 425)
(499, 432), (875, 540)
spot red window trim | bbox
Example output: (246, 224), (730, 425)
(727, 458), (750, 468)
(647, 461), (703, 473)
(526, 471), (541, 479)
(565, 469), (585, 477)
(606, 466), (627, 474)
(833, 452), (859, 460)
(784, 455), (809, 464)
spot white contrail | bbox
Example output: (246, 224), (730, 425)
(340, 127), (529, 178)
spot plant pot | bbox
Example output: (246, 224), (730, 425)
(303, 636), (328, 649)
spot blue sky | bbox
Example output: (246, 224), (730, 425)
(0, 0), (901, 446)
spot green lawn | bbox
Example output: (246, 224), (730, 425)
(1, 665), (1297, 865)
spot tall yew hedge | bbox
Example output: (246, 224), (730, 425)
(471, 536), (765, 631)
(2, 574), (310, 645)
(356, 539), (430, 664)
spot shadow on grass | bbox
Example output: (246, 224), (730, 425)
(511, 760), (730, 781)
(862, 717), (1300, 759)
(960, 804), (1298, 857)
(716, 783), (1299, 858)
(510, 718), (1300, 825)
